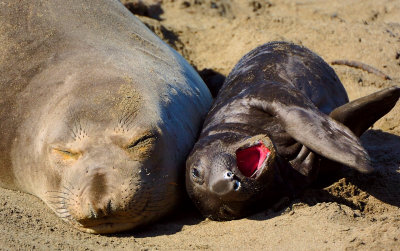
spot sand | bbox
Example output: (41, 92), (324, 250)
(1, 0), (399, 250)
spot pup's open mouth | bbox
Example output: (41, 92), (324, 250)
(235, 142), (270, 178)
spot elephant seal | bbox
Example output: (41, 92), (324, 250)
(186, 41), (400, 220)
(0, 0), (212, 233)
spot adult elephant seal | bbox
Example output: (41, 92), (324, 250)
(0, 0), (212, 233)
(186, 41), (400, 220)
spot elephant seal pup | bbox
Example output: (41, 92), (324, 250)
(186, 41), (400, 220)
(0, 0), (212, 233)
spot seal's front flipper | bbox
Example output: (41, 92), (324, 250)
(280, 107), (373, 173)
(330, 86), (400, 137)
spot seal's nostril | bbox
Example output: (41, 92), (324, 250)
(224, 171), (233, 179)
(233, 180), (241, 191)
(89, 204), (97, 219)
(106, 200), (112, 214)
(86, 200), (114, 220)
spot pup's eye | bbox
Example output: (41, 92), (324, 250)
(53, 148), (80, 159)
(190, 166), (204, 184)
(192, 167), (201, 178)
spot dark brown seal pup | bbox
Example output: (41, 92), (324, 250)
(186, 41), (400, 220)
(0, 0), (212, 233)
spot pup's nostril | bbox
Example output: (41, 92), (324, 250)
(233, 180), (241, 191)
(211, 176), (241, 195)
(224, 171), (233, 179)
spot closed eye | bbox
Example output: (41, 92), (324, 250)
(125, 133), (157, 161)
(53, 148), (80, 159)
(126, 134), (156, 149)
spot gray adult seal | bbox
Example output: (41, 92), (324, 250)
(0, 0), (212, 233)
(186, 41), (400, 220)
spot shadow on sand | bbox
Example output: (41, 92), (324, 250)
(354, 129), (400, 207)
(124, 1), (164, 21)
(108, 196), (204, 238)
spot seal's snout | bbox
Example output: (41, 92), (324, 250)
(210, 171), (241, 195)
(207, 153), (242, 196)
(67, 168), (123, 224)
(80, 199), (113, 221)
(84, 172), (114, 219)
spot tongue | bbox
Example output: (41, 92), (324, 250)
(236, 143), (270, 177)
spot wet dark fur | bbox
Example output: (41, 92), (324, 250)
(186, 41), (400, 220)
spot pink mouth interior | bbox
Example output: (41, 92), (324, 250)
(235, 143), (270, 177)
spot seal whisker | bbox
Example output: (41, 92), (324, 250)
(47, 201), (69, 207)
(55, 206), (69, 211)
(47, 200), (64, 206)
(69, 126), (78, 141)
(59, 214), (72, 219)
(62, 184), (76, 196)
(56, 212), (70, 217)
(124, 117), (136, 131)
(55, 209), (70, 214)
(57, 213), (71, 217)
(66, 108), (79, 140)
(46, 195), (69, 200)
(47, 199), (71, 206)
(118, 102), (132, 122)
(121, 114), (134, 128)
(121, 110), (135, 125)
(118, 108), (129, 126)
(46, 190), (70, 195)
(117, 104), (138, 132)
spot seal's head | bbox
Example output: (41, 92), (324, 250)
(0, 0), (213, 234)
(186, 134), (280, 220)
(42, 82), (177, 233)
(15, 69), (195, 234)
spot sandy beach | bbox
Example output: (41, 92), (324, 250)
(1, 0), (399, 250)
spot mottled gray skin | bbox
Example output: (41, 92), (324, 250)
(0, 0), (212, 233)
(186, 41), (400, 220)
